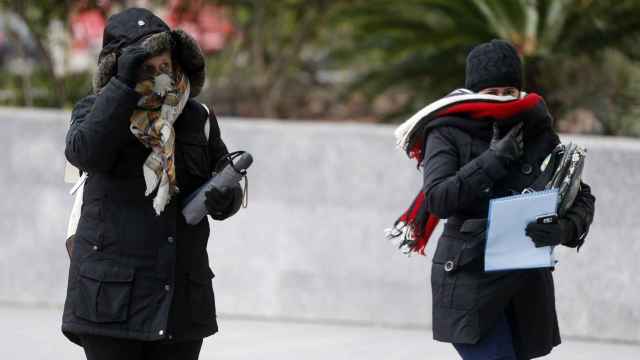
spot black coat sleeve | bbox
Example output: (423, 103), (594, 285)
(422, 127), (509, 218)
(206, 109), (243, 221)
(65, 78), (140, 173)
(562, 181), (595, 249)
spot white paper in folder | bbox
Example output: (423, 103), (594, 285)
(484, 189), (559, 272)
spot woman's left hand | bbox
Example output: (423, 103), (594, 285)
(205, 186), (234, 216)
(525, 218), (576, 247)
(204, 185), (243, 220)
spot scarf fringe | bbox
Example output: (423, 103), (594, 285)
(385, 191), (440, 256)
(153, 172), (171, 215)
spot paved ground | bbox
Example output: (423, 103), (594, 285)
(1, 305), (638, 359)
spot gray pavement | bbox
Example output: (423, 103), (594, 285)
(1, 305), (638, 359)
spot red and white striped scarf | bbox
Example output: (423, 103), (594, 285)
(387, 89), (543, 255)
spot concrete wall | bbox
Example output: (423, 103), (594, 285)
(0, 107), (638, 343)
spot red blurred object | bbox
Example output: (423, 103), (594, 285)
(165, 0), (234, 54)
(70, 8), (106, 52)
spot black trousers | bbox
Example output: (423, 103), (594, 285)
(79, 335), (203, 360)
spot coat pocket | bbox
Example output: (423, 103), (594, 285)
(433, 230), (484, 272)
(431, 263), (477, 311)
(74, 261), (134, 323)
(81, 197), (103, 221)
(187, 267), (216, 324)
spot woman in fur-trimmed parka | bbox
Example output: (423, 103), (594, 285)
(61, 8), (242, 360)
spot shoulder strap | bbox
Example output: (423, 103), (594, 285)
(201, 103), (211, 142)
(69, 172), (88, 195)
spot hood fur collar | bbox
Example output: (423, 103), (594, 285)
(93, 29), (205, 98)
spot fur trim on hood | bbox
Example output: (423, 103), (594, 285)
(93, 9), (205, 97)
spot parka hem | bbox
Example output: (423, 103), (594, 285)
(61, 321), (218, 347)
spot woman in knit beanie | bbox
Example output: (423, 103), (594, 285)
(430, 39), (595, 360)
(390, 39), (595, 359)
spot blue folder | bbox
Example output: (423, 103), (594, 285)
(484, 189), (559, 272)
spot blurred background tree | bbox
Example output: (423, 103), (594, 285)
(201, 0), (342, 119)
(0, 0), (72, 106)
(331, 0), (640, 134)
(0, 0), (639, 136)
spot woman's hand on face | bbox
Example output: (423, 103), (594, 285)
(116, 46), (151, 87)
(489, 122), (524, 165)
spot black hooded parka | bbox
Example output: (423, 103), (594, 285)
(61, 8), (240, 345)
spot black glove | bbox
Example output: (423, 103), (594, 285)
(490, 122), (524, 166)
(526, 218), (576, 248)
(204, 186), (236, 218)
(116, 46), (150, 87)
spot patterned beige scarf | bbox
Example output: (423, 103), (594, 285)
(129, 65), (190, 215)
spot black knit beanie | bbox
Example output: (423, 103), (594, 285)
(465, 39), (522, 92)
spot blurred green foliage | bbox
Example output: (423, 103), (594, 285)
(0, 0), (71, 107)
(330, 0), (640, 135)
(1, 0), (640, 136)
(201, 0), (340, 119)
